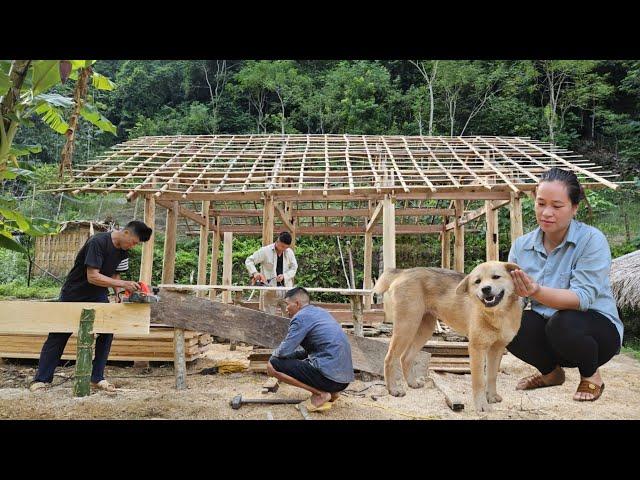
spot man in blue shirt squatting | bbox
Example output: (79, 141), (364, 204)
(266, 287), (355, 413)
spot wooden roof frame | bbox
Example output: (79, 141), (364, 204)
(59, 134), (619, 203)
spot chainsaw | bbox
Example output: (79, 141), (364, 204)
(118, 281), (160, 304)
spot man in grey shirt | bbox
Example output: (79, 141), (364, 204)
(267, 287), (354, 412)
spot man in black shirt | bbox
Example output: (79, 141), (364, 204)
(30, 220), (152, 393)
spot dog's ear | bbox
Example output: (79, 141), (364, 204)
(455, 275), (470, 295)
(503, 262), (521, 273)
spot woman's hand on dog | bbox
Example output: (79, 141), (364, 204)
(510, 269), (540, 297)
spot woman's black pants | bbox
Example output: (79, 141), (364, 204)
(506, 309), (620, 378)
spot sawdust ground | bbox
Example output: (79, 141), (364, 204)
(1, 344), (639, 420)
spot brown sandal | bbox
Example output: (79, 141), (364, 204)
(574, 380), (605, 401)
(516, 374), (560, 391)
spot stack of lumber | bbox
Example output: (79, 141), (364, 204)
(248, 349), (272, 373)
(0, 327), (212, 362)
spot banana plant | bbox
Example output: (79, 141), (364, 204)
(0, 59), (116, 252)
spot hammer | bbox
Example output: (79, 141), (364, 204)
(230, 394), (303, 410)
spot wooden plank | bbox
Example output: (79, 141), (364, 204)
(441, 221), (451, 269)
(432, 373), (466, 411)
(151, 290), (429, 376)
(0, 302), (150, 335)
(159, 284), (373, 296)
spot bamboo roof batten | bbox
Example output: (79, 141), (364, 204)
(457, 137), (518, 193)
(513, 137), (619, 190)
(58, 135), (619, 199)
(152, 137), (206, 198)
(418, 136), (461, 188)
(381, 136), (410, 193)
(268, 135), (290, 192)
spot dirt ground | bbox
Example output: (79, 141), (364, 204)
(1, 344), (639, 420)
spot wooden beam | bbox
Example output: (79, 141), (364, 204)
(485, 200), (499, 261)
(209, 216), (221, 301)
(140, 195), (156, 284)
(157, 199), (206, 226)
(151, 290), (430, 377)
(274, 203), (294, 233)
(510, 192), (524, 242)
(0, 302), (150, 335)
(444, 199), (510, 231)
(382, 195), (396, 270)
(365, 201), (384, 233)
(454, 200), (465, 273)
(209, 224), (443, 236)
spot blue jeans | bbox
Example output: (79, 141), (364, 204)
(33, 296), (114, 384)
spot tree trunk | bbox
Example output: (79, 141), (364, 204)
(73, 308), (95, 397)
(59, 67), (91, 177)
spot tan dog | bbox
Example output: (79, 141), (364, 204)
(373, 262), (523, 412)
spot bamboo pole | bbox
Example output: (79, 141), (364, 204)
(454, 200), (465, 273)
(260, 198), (275, 311)
(73, 308), (95, 397)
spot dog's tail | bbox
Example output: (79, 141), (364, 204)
(372, 268), (403, 295)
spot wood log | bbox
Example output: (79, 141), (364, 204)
(151, 290), (430, 376)
(73, 309), (95, 397)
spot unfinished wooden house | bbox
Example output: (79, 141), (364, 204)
(25, 134), (620, 363)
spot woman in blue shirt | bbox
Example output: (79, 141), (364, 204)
(507, 168), (623, 402)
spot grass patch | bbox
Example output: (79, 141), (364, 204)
(0, 280), (61, 300)
(621, 338), (640, 361)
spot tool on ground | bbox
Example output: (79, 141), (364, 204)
(298, 403), (311, 420)
(230, 394), (303, 410)
(120, 281), (160, 304)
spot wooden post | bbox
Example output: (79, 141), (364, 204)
(222, 232), (235, 350)
(162, 201), (178, 287)
(260, 198), (274, 311)
(197, 200), (210, 298)
(136, 194), (156, 369)
(73, 308), (95, 397)
(209, 216), (221, 301)
(454, 200), (465, 273)
(382, 194), (396, 270)
(285, 201), (296, 248)
(363, 231), (373, 309)
(262, 197), (275, 246)
(139, 194), (156, 284)
(350, 295), (364, 337)
(441, 217), (451, 269)
(509, 192), (524, 243)
(486, 200), (499, 261)
(161, 201), (186, 390)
